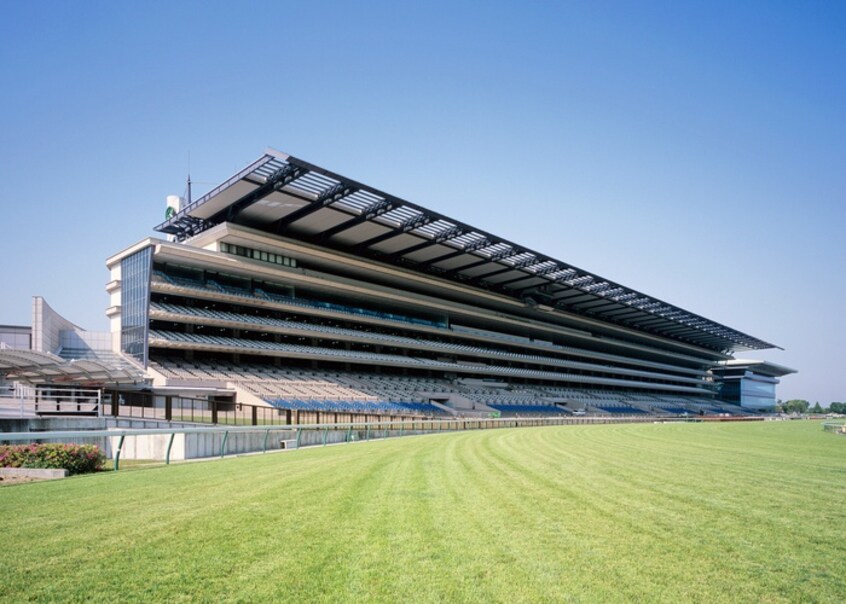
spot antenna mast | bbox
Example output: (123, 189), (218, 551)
(187, 150), (192, 204)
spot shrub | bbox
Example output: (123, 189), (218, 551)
(0, 443), (105, 475)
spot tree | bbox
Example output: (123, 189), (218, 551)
(829, 402), (846, 414)
(811, 402), (824, 414)
(782, 399), (810, 414)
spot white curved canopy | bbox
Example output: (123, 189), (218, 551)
(0, 350), (146, 385)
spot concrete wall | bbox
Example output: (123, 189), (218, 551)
(1, 416), (433, 462)
(2, 416), (639, 465)
(0, 416), (297, 461)
(32, 297), (80, 353)
(0, 417), (108, 433)
(29, 297), (111, 354)
(108, 427), (298, 461)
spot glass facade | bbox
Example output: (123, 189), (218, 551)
(121, 246), (152, 367)
(0, 327), (31, 350)
(740, 378), (776, 409)
(721, 376), (776, 410)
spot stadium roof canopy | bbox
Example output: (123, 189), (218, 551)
(0, 350), (146, 385)
(715, 359), (797, 378)
(155, 148), (777, 353)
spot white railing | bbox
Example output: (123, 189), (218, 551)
(0, 416), (688, 470)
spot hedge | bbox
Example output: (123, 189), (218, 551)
(0, 443), (105, 475)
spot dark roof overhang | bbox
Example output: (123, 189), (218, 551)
(155, 148), (778, 353)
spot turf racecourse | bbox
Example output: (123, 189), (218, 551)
(2, 421), (844, 602)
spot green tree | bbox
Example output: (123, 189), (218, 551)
(811, 402), (824, 414)
(782, 399), (810, 414)
(829, 402), (846, 414)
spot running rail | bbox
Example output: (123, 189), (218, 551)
(0, 416), (690, 470)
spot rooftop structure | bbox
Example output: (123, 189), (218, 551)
(155, 148), (775, 354)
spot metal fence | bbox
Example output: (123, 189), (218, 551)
(101, 394), (292, 425)
(0, 387), (101, 418)
(822, 421), (846, 434)
(3, 388), (453, 427)
(0, 388), (304, 425)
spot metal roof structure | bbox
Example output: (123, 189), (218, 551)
(156, 148), (778, 353)
(0, 350), (146, 385)
(714, 359), (797, 378)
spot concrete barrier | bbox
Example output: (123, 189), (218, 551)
(0, 467), (68, 480)
(1, 416), (703, 468)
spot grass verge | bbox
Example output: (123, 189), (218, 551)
(1, 420), (844, 602)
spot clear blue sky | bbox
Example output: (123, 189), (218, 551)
(1, 1), (843, 404)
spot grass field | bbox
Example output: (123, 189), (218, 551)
(2, 420), (844, 602)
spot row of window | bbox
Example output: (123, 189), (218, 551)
(220, 242), (297, 268)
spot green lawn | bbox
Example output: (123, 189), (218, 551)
(2, 421), (844, 602)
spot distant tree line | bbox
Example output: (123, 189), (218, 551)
(775, 400), (846, 414)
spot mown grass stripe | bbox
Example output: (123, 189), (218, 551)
(1, 421), (844, 602)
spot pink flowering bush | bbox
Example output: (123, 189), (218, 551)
(0, 443), (105, 475)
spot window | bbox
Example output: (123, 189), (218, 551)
(220, 242), (297, 268)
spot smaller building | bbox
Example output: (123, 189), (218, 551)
(0, 298), (146, 417)
(0, 325), (31, 351)
(712, 360), (797, 411)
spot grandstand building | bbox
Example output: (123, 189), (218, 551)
(105, 148), (785, 420)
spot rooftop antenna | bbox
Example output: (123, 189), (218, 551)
(187, 151), (192, 205)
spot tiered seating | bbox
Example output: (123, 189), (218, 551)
(149, 330), (711, 393)
(153, 271), (444, 328)
(650, 404), (691, 415)
(594, 402), (649, 415)
(487, 404), (570, 417)
(237, 379), (366, 401)
(462, 389), (546, 407)
(152, 271), (711, 380)
(149, 356), (729, 419)
(346, 374), (462, 401)
(624, 392), (664, 404)
(265, 399), (449, 417)
(149, 330), (431, 367)
(524, 386), (597, 405)
(655, 394), (696, 405)
(149, 302), (704, 387)
(149, 359), (453, 417)
(705, 400), (747, 415)
(615, 393), (688, 415)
